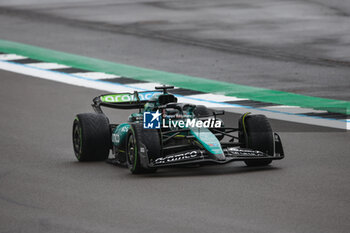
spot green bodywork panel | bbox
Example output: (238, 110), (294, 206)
(112, 123), (130, 147)
(190, 127), (224, 160)
(112, 113), (143, 147)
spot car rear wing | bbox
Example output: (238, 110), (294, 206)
(92, 91), (161, 113)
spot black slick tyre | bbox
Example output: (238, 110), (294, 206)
(126, 124), (159, 174)
(239, 114), (274, 166)
(72, 113), (110, 161)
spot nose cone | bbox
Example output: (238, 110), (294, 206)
(190, 127), (224, 159)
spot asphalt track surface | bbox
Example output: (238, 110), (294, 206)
(0, 1), (350, 233)
(1, 70), (350, 233)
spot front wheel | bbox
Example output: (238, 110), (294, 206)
(126, 124), (158, 174)
(239, 114), (274, 166)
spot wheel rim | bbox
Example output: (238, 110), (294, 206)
(127, 134), (136, 167)
(73, 120), (82, 156)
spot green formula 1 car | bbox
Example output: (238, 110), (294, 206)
(72, 86), (284, 174)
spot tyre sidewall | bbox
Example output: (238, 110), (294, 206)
(239, 114), (274, 166)
(73, 113), (110, 161)
(126, 124), (159, 174)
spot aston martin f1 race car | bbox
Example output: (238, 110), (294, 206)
(72, 86), (284, 174)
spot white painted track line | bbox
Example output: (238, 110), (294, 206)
(176, 96), (236, 108)
(260, 106), (328, 114)
(186, 93), (248, 102)
(219, 107), (349, 130)
(27, 62), (70, 69)
(0, 54), (27, 60)
(72, 72), (120, 80)
(0, 59), (348, 130)
(127, 82), (164, 90)
(0, 60), (134, 93)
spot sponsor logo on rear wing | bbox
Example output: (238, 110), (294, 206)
(100, 91), (160, 103)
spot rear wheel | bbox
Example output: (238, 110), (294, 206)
(72, 113), (110, 161)
(239, 114), (274, 166)
(126, 124), (159, 174)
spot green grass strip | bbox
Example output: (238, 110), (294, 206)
(0, 39), (349, 114)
